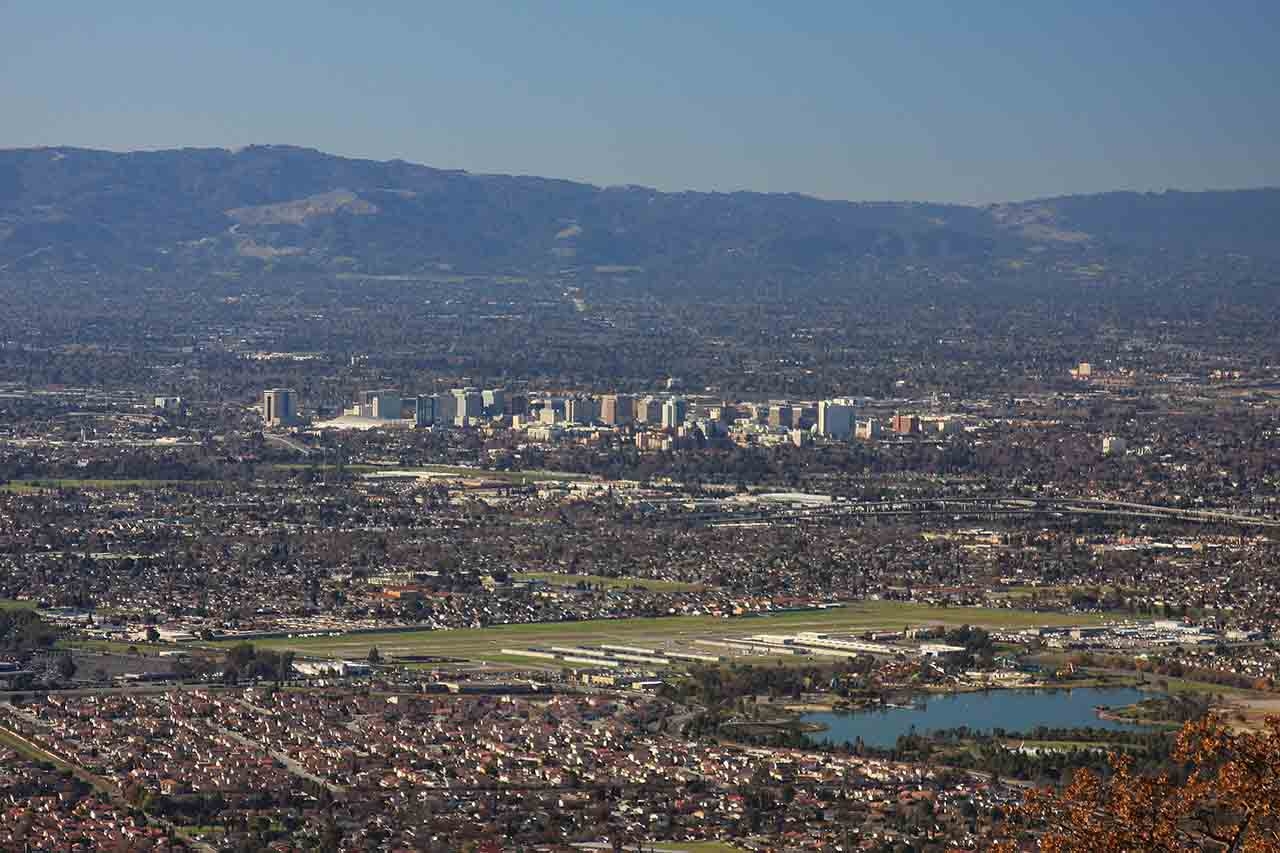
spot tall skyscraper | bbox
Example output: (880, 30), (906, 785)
(637, 396), (664, 424)
(482, 389), (505, 417)
(891, 413), (921, 435)
(452, 388), (484, 425)
(661, 397), (688, 429)
(767, 404), (793, 429)
(600, 394), (635, 425)
(352, 389), (401, 420)
(565, 396), (599, 425)
(262, 389), (296, 426)
(817, 400), (854, 439)
(506, 393), (530, 417)
(414, 396), (435, 427)
(433, 392), (458, 426)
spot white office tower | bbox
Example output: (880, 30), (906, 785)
(262, 389), (296, 426)
(661, 397), (688, 429)
(637, 396), (663, 424)
(817, 400), (854, 439)
(452, 388), (484, 426)
(482, 389), (505, 417)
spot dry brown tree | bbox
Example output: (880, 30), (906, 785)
(991, 715), (1280, 852)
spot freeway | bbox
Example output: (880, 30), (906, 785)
(675, 495), (1280, 529)
(263, 432), (313, 456)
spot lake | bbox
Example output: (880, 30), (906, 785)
(804, 686), (1157, 749)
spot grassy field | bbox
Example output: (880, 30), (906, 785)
(0, 598), (36, 611)
(1148, 674), (1266, 698)
(0, 727), (78, 772)
(60, 638), (171, 656)
(272, 463), (381, 474)
(514, 571), (707, 592)
(1035, 657), (1268, 700)
(226, 602), (1113, 662)
(0, 725), (125, 802)
(647, 843), (741, 853)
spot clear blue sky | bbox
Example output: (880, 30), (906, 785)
(2, 1), (1277, 203)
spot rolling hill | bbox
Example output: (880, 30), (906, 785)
(1, 145), (1277, 287)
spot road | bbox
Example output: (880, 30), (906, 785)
(263, 432), (313, 456)
(677, 495), (1280, 530)
(217, 696), (347, 794)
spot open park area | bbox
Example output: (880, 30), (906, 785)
(233, 601), (1111, 664)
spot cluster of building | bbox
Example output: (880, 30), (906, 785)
(0, 750), (188, 851)
(264, 385), (961, 454)
(0, 688), (1022, 851)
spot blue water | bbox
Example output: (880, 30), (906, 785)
(804, 687), (1156, 749)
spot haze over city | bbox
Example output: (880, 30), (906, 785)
(2, 3), (1280, 853)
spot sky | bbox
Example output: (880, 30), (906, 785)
(2, 1), (1278, 203)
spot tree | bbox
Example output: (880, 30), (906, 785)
(1002, 715), (1280, 852)
(367, 645), (381, 665)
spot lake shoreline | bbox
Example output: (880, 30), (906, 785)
(803, 686), (1162, 749)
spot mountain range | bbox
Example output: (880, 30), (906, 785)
(1, 145), (1277, 287)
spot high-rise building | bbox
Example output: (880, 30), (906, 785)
(414, 396), (436, 427)
(1102, 436), (1127, 455)
(506, 393), (530, 417)
(452, 388), (484, 426)
(565, 396), (599, 425)
(891, 413), (921, 435)
(482, 389), (505, 417)
(661, 397), (688, 429)
(767, 404), (793, 429)
(352, 389), (401, 420)
(153, 396), (183, 414)
(817, 401), (854, 439)
(855, 419), (881, 440)
(534, 397), (565, 424)
(709, 403), (737, 423)
(434, 392), (457, 426)
(636, 396), (664, 424)
(262, 389), (297, 427)
(599, 394), (635, 425)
